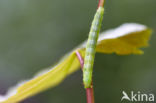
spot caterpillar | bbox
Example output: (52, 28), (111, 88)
(83, 7), (104, 88)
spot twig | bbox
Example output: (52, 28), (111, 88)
(98, 0), (105, 8)
(76, 50), (95, 103)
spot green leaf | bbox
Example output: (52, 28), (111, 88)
(0, 23), (152, 103)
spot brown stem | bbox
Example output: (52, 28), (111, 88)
(76, 50), (95, 103)
(98, 0), (105, 8)
(86, 88), (95, 103)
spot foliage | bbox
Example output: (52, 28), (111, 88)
(0, 23), (151, 103)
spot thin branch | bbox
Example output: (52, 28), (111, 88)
(76, 50), (95, 103)
(86, 88), (95, 103)
(98, 0), (105, 8)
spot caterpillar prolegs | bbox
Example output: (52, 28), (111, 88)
(83, 7), (104, 88)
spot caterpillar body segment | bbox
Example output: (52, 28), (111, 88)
(83, 7), (104, 88)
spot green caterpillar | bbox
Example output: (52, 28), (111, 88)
(83, 7), (104, 88)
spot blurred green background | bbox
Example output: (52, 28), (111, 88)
(0, 0), (156, 103)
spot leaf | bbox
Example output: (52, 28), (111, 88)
(0, 23), (152, 103)
(0, 50), (85, 103)
(96, 23), (152, 55)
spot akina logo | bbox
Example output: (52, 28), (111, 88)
(121, 91), (154, 102)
